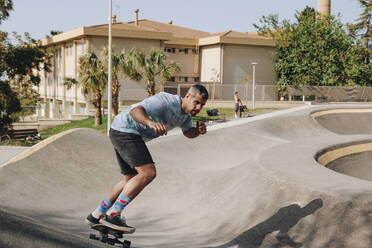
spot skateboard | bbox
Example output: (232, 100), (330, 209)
(89, 223), (132, 247)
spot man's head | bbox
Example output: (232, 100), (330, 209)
(182, 84), (208, 116)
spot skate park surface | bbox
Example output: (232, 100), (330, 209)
(2, 104), (372, 247)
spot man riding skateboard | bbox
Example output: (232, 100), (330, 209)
(86, 84), (208, 233)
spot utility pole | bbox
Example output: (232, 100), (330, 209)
(251, 62), (257, 110)
(107, 0), (112, 136)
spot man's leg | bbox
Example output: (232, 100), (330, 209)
(106, 174), (136, 202)
(94, 130), (155, 232)
(122, 163), (156, 199)
(87, 174), (135, 224)
(106, 163), (156, 214)
(103, 163), (156, 232)
(101, 163), (156, 216)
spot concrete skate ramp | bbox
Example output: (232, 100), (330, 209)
(316, 140), (372, 182)
(312, 108), (372, 135)
(2, 105), (372, 248)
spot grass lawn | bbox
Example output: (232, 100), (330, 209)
(1, 107), (279, 147)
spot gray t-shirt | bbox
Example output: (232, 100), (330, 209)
(111, 92), (193, 141)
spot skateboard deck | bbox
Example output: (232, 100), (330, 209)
(89, 223), (132, 247)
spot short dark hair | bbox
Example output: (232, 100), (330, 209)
(188, 84), (209, 100)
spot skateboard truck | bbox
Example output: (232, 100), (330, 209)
(89, 223), (131, 248)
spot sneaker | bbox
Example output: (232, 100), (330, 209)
(100, 214), (136, 233)
(85, 213), (101, 227)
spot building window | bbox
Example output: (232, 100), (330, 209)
(192, 49), (197, 54)
(178, 48), (189, 54)
(184, 77), (188, 82)
(164, 47), (176, 54)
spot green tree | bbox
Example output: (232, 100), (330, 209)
(0, 0), (13, 24)
(0, 0), (50, 130)
(5, 32), (50, 84)
(254, 6), (372, 88)
(76, 52), (107, 126)
(4, 32), (50, 121)
(130, 48), (180, 96)
(0, 81), (20, 130)
(120, 48), (142, 82)
(44, 30), (63, 39)
(347, 0), (371, 64)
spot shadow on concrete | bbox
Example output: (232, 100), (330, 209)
(0, 207), (102, 248)
(208, 199), (323, 248)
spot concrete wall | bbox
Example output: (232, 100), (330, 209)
(222, 44), (277, 86)
(64, 42), (75, 102)
(221, 44), (277, 100)
(89, 36), (161, 55)
(200, 45), (221, 82)
(167, 49), (198, 78)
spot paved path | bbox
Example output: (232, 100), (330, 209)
(0, 146), (29, 165)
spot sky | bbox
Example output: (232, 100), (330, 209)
(0, 0), (364, 41)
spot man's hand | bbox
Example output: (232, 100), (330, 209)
(148, 121), (167, 136)
(130, 106), (167, 136)
(182, 121), (207, 138)
(196, 121), (207, 135)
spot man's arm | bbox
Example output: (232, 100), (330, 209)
(130, 106), (167, 136)
(182, 121), (206, 139)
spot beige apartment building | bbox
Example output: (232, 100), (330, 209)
(37, 13), (276, 119)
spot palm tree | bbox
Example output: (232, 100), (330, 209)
(69, 52), (107, 126)
(102, 47), (123, 117)
(120, 48), (142, 82)
(348, 0), (372, 64)
(130, 48), (180, 96)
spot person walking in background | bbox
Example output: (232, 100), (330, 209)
(234, 91), (243, 118)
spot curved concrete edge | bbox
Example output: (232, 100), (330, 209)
(316, 140), (372, 166)
(311, 108), (372, 118)
(165, 105), (314, 137)
(260, 137), (372, 200)
(311, 107), (372, 136)
(0, 128), (90, 169)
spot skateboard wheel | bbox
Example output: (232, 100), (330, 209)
(89, 234), (99, 240)
(123, 240), (131, 248)
(101, 235), (108, 243)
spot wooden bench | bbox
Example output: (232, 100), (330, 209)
(0, 129), (39, 143)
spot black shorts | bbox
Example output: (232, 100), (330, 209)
(109, 128), (154, 175)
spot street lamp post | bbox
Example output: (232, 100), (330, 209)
(107, 0), (112, 136)
(251, 62), (257, 110)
